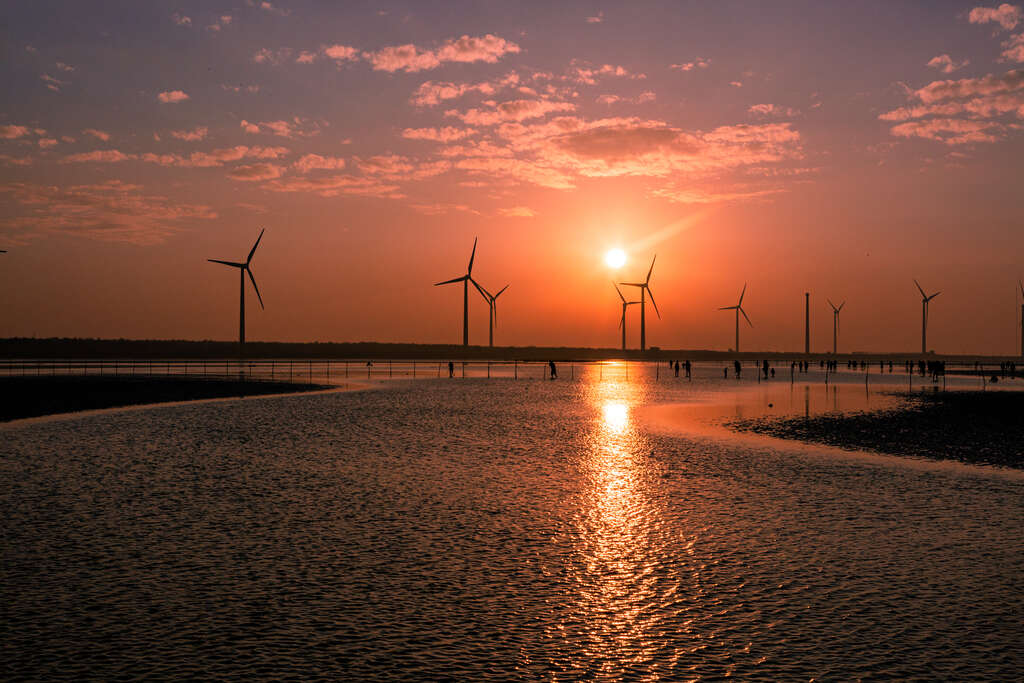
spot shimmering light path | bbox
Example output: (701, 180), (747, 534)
(3, 370), (1022, 679)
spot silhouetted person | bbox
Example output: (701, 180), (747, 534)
(762, 359), (769, 379)
(888, 361), (893, 373)
(674, 360), (680, 378)
(549, 361), (557, 379)
(770, 367), (775, 378)
(685, 360), (691, 379)
(724, 367), (728, 379)
(448, 361), (454, 378)
(734, 360), (741, 378)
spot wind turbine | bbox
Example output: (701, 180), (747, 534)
(435, 237), (479, 346)
(619, 255), (660, 351)
(719, 283), (752, 352)
(613, 282), (641, 351)
(472, 280), (509, 347)
(827, 298), (845, 355)
(208, 229), (264, 354)
(914, 279), (941, 355)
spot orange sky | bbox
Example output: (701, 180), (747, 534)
(1, 1), (1022, 354)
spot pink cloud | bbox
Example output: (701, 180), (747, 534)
(1004, 33), (1024, 61)
(157, 90), (189, 103)
(586, 12), (604, 23)
(410, 203), (477, 215)
(889, 118), (1003, 144)
(410, 73), (518, 106)
(170, 126), (209, 141)
(446, 99), (576, 125)
(0, 154), (33, 166)
(292, 154), (346, 172)
(60, 149), (135, 163)
(968, 4), (1022, 30)
(41, 74), (67, 92)
(252, 48), (292, 64)
(83, 128), (111, 141)
(670, 58), (710, 71)
(570, 63), (645, 85)
(139, 145), (289, 168)
(927, 54), (970, 74)
(228, 163), (284, 181)
(402, 126), (478, 142)
(171, 12), (191, 26)
(0, 180), (216, 245)
(56, 62), (74, 72)
(296, 51), (316, 63)
(597, 91), (656, 105)
(257, 1), (291, 16)
(0, 125), (31, 139)
(324, 44), (359, 61)
(37, 138), (58, 148)
(748, 103), (799, 117)
(222, 84), (261, 93)
(364, 34), (520, 73)
(914, 69), (1024, 102)
(240, 118), (321, 137)
(267, 174), (404, 198)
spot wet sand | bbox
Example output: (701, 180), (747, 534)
(0, 375), (328, 422)
(727, 390), (1024, 469)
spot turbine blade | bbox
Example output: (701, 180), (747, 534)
(619, 309), (625, 330)
(928, 291), (941, 301)
(471, 278), (491, 301)
(209, 259), (245, 267)
(738, 282), (747, 306)
(494, 284), (509, 299)
(719, 306), (738, 311)
(646, 254), (656, 284)
(740, 306), (753, 327)
(838, 300), (845, 312)
(614, 281), (625, 302)
(914, 279), (926, 299)
(435, 275), (466, 286)
(247, 228), (265, 265)
(827, 298), (836, 311)
(247, 267), (264, 309)
(620, 282), (645, 287)
(467, 237), (477, 274)
(647, 287), (661, 319)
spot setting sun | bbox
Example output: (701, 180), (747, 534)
(605, 248), (627, 269)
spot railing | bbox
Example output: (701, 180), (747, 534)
(0, 357), (1012, 386)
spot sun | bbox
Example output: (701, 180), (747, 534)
(605, 248), (626, 269)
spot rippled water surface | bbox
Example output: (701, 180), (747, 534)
(3, 366), (1023, 680)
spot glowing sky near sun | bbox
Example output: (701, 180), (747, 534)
(0, 1), (1022, 353)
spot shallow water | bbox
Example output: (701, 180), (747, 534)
(3, 366), (1023, 679)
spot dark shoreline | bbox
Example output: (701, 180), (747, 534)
(726, 390), (1024, 469)
(0, 376), (329, 422)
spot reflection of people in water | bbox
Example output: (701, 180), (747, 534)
(448, 361), (454, 378)
(549, 361), (557, 379)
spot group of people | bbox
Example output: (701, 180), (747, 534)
(669, 360), (693, 379)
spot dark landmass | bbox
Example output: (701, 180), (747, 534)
(727, 390), (1024, 468)
(0, 376), (328, 422)
(1, 337), (1020, 363)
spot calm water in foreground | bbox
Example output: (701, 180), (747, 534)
(3, 366), (1023, 679)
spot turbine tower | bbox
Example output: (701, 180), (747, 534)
(914, 279), (941, 355)
(435, 237), (478, 346)
(804, 292), (810, 354)
(827, 298), (845, 355)
(1019, 280), (1023, 359)
(619, 255), (660, 351)
(719, 283), (752, 352)
(208, 229), (265, 354)
(613, 282), (641, 351)
(472, 280), (509, 347)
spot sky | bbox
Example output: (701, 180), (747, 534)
(1, 0), (1023, 354)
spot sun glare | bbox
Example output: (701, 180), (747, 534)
(605, 248), (626, 269)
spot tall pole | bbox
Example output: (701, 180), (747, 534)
(640, 288), (647, 351)
(1020, 303), (1023, 358)
(804, 292), (810, 354)
(462, 279), (469, 346)
(239, 268), (246, 354)
(488, 303), (494, 347)
(833, 311), (838, 355)
(621, 305), (627, 351)
(921, 300), (927, 354)
(735, 309), (740, 353)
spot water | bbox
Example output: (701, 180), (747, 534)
(3, 366), (1023, 679)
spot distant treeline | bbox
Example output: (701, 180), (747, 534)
(0, 337), (1017, 362)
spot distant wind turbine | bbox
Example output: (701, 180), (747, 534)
(619, 255), (660, 351)
(613, 282), (641, 351)
(719, 283), (752, 352)
(827, 298), (845, 355)
(472, 280), (509, 347)
(435, 237), (479, 346)
(208, 229), (265, 354)
(914, 279), (941, 354)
